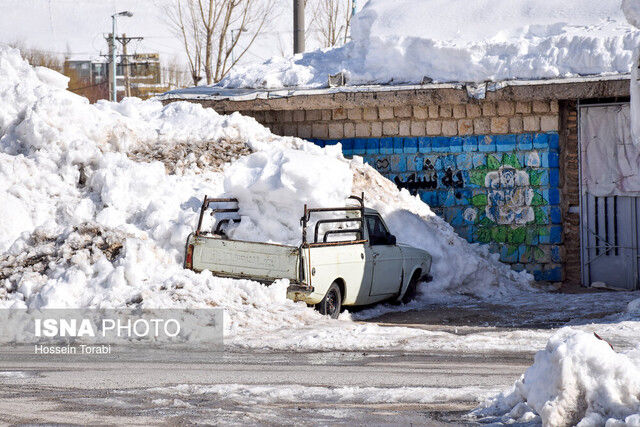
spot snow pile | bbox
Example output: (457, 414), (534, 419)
(217, 0), (640, 89)
(0, 45), (533, 349)
(0, 44), (276, 310)
(223, 143), (354, 244)
(473, 328), (640, 426)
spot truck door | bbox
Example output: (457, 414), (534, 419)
(365, 214), (403, 296)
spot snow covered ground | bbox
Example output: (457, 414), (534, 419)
(217, 0), (640, 89)
(145, 383), (498, 406)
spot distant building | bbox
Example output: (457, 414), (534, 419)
(64, 53), (170, 102)
(64, 59), (108, 85)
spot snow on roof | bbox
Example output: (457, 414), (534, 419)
(159, 73), (631, 102)
(178, 0), (640, 93)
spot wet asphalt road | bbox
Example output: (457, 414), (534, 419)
(0, 349), (531, 425)
(2, 289), (634, 425)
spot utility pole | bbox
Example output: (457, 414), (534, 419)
(112, 20), (117, 101)
(293, 0), (304, 54)
(116, 33), (143, 97)
(104, 32), (143, 100)
(109, 11), (133, 102)
(107, 33), (114, 101)
(122, 33), (131, 97)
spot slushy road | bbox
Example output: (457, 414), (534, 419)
(0, 348), (530, 425)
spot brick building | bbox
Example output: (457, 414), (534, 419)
(159, 75), (637, 290)
(65, 53), (170, 102)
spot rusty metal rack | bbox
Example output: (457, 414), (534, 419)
(301, 193), (365, 245)
(195, 196), (241, 236)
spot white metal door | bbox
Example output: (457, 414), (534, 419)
(369, 245), (403, 296)
(365, 215), (403, 296)
(579, 103), (640, 290)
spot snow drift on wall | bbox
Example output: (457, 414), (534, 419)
(216, 0), (640, 89)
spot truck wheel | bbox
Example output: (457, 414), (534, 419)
(401, 273), (421, 304)
(316, 282), (342, 319)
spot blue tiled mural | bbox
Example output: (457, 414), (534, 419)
(308, 132), (562, 282)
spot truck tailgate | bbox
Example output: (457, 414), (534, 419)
(188, 235), (300, 282)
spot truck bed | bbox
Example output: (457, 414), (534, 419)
(187, 234), (301, 283)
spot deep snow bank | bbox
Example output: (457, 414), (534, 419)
(0, 45), (533, 349)
(217, 0), (640, 89)
(0, 44), (278, 311)
(473, 328), (640, 426)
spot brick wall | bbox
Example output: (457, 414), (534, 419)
(559, 101), (581, 285)
(243, 101), (562, 282)
(244, 100), (560, 139)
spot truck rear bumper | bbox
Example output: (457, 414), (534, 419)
(286, 284), (314, 302)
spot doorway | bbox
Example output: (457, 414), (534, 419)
(579, 103), (640, 290)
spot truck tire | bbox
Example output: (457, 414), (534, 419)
(401, 272), (420, 304)
(315, 282), (342, 319)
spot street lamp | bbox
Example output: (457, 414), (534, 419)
(230, 27), (247, 64)
(111, 11), (133, 102)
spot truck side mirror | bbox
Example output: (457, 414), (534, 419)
(387, 234), (396, 245)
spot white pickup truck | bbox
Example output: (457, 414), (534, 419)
(184, 194), (432, 318)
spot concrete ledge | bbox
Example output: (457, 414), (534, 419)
(160, 75), (630, 111)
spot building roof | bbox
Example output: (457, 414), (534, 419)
(158, 74), (631, 104)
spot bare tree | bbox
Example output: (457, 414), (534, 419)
(164, 56), (194, 89)
(166, 0), (276, 85)
(166, 0), (204, 85)
(9, 41), (63, 71)
(310, 0), (353, 48)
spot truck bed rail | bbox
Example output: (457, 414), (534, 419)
(301, 193), (365, 246)
(195, 196), (241, 237)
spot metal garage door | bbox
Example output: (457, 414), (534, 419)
(579, 103), (640, 290)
